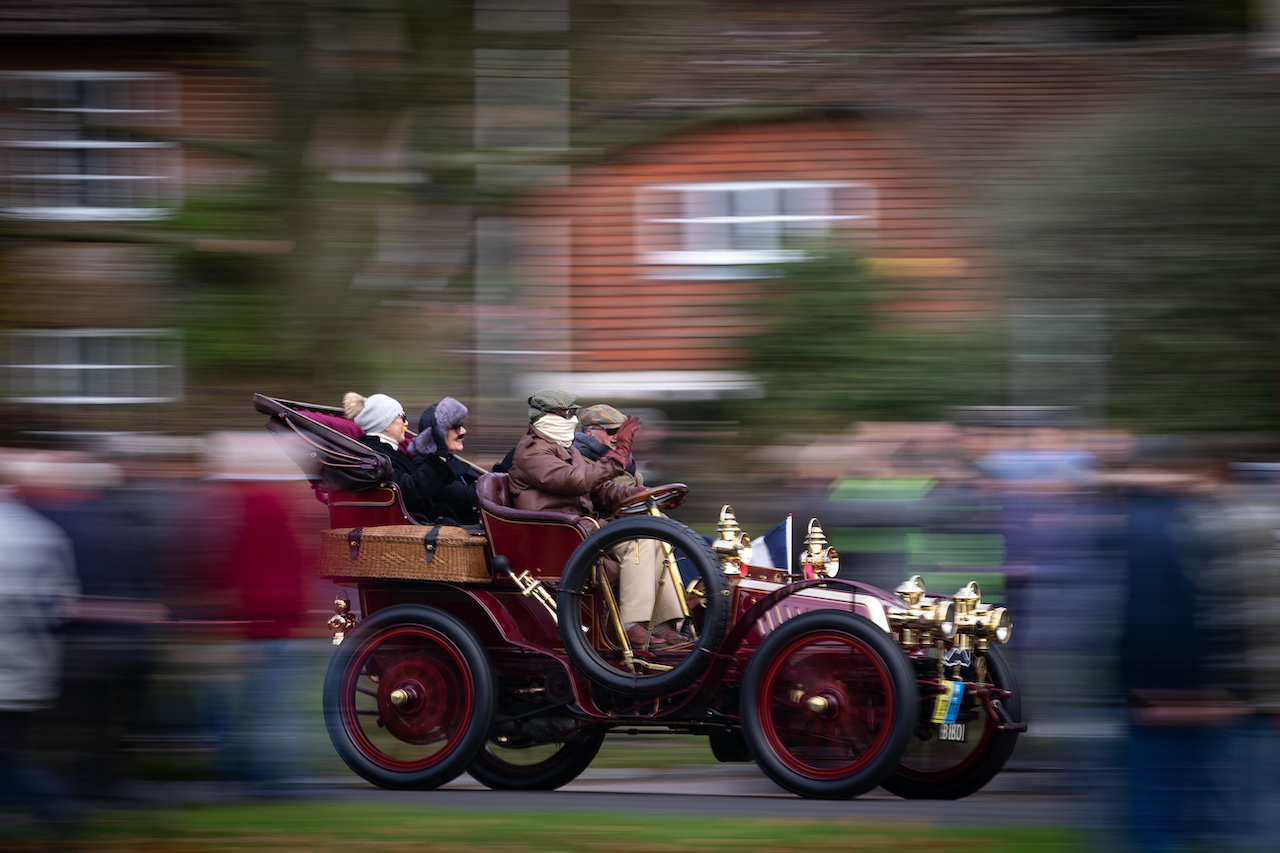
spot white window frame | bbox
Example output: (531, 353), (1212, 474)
(636, 180), (875, 272)
(1, 71), (180, 221)
(3, 328), (183, 405)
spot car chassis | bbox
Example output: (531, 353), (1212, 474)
(256, 393), (1026, 800)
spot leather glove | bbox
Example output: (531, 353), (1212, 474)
(605, 415), (642, 463)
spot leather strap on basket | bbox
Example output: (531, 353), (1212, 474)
(422, 524), (442, 563)
(348, 527), (364, 559)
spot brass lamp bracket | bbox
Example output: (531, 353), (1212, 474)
(712, 504), (748, 575)
(328, 593), (358, 646)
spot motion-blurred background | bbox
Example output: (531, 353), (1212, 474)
(2, 1), (1280, 846)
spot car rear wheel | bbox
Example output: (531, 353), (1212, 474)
(467, 728), (606, 790)
(323, 604), (495, 790)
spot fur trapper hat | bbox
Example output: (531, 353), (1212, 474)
(411, 396), (468, 457)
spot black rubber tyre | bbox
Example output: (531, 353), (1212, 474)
(880, 646), (1022, 800)
(467, 728), (607, 790)
(742, 610), (917, 800)
(709, 728), (753, 763)
(557, 516), (728, 698)
(323, 604), (496, 790)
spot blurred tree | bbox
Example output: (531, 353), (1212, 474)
(162, 0), (677, 408)
(998, 82), (1280, 433)
(743, 241), (1005, 433)
(125, 0), (500, 411)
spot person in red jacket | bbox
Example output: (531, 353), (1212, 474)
(195, 433), (315, 790)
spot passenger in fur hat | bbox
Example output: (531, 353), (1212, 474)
(407, 396), (481, 525)
(345, 391), (474, 524)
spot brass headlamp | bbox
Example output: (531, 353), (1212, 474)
(711, 504), (747, 575)
(948, 581), (1013, 649)
(888, 574), (957, 644)
(802, 518), (839, 579)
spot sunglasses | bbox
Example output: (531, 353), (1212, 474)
(397, 413), (408, 422)
(597, 426), (620, 435)
(550, 408), (581, 419)
(449, 423), (466, 433)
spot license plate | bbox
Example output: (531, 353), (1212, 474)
(937, 723), (967, 742)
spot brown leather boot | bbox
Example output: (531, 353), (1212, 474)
(625, 622), (675, 649)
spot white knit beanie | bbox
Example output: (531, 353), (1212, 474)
(353, 393), (402, 436)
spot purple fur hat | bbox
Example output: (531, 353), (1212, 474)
(410, 396), (468, 457)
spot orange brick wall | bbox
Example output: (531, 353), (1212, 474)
(518, 116), (998, 375)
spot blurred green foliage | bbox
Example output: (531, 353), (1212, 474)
(998, 81), (1280, 433)
(742, 241), (1005, 433)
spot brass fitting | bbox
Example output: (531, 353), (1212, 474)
(949, 581), (1013, 648)
(328, 594), (358, 646)
(888, 575), (957, 644)
(711, 504), (747, 575)
(802, 518), (839, 578)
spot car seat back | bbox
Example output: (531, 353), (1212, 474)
(475, 472), (599, 580)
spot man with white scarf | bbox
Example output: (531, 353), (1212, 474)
(507, 390), (685, 649)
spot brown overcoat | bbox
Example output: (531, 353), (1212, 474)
(508, 428), (636, 516)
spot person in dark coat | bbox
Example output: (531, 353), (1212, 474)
(347, 391), (479, 525)
(25, 459), (160, 803)
(1116, 467), (1245, 853)
(407, 396), (481, 525)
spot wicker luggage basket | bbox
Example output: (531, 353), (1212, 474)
(317, 525), (491, 583)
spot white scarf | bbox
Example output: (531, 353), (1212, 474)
(533, 414), (578, 448)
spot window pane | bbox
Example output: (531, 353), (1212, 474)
(731, 186), (779, 250)
(783, 184), (831, 237)
(1, 72), (176, 220)
(683, 190), (729, 252)
(4, 330), (182, 403)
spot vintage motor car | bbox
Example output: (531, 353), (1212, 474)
(256, 393), (1025, 800)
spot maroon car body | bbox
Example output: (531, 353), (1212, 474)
(256, 393), (1025, 799)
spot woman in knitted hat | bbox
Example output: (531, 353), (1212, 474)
(406, 396), (481, 525)
(344, 392), (475, 524)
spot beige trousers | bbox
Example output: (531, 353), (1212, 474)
(613, 536), (684, 626)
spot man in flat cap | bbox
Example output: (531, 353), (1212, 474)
(508, 390), (685, 649)
(574, 404), (643, 489)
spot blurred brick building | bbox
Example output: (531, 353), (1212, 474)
(0, 1), (1263, 438)
(0, 1), (266, 438)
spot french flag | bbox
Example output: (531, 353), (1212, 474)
(752, 514), (794, 572)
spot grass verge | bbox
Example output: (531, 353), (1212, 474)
(15, 802), (1083, 852)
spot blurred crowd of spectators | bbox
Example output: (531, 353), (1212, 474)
(774, 421), (1279, 851)
(0, 432), (328, 839)
(0, 419), (1276, 851)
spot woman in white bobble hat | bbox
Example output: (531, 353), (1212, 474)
(345, 391), (455, 523)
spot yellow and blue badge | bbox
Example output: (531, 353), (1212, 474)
(931, 680), (965, 725)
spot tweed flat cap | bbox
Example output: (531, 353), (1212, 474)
(528, 389), (580, 421)
(579, 404), (626, 429)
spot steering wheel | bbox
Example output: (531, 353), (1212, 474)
(614, 483), (689, 516)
